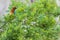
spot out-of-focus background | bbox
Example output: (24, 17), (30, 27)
(0, 0), (10, 16)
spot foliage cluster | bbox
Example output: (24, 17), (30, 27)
(0, 0), (60, 40)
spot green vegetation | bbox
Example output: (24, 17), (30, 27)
(0, 0), (60, 40)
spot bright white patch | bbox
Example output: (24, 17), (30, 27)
(56, 0), (60, 6)
(0, 0), (10, 16)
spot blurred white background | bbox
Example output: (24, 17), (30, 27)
(0, 0), (10, 16)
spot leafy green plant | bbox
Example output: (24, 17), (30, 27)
(0, 0), (60, 40)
